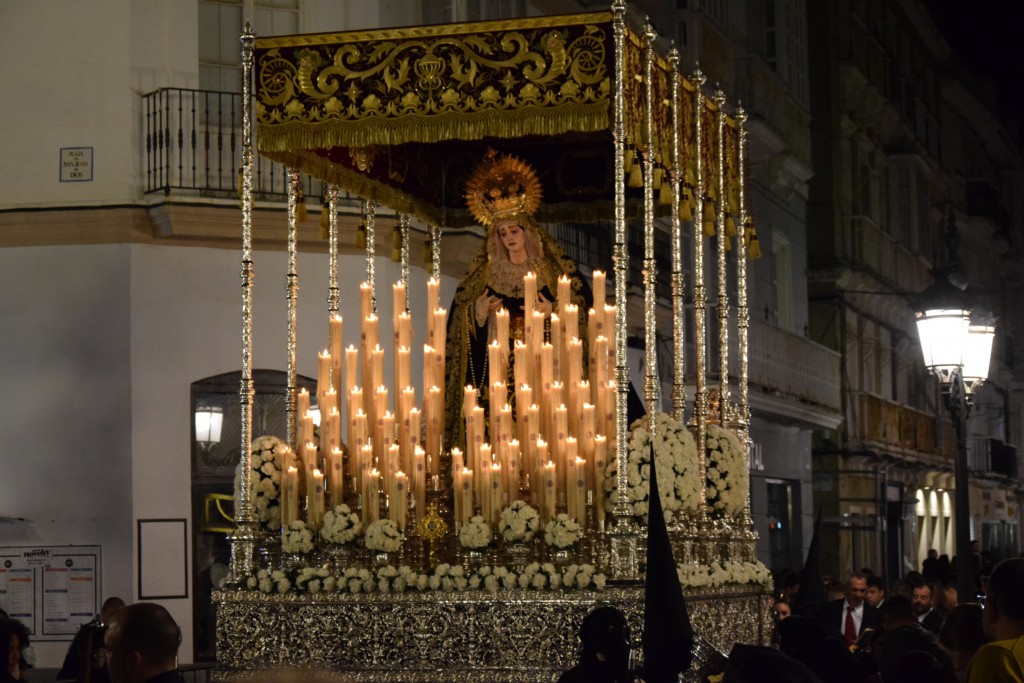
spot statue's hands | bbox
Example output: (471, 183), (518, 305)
(475, 291), (501, 326)
(535, 291), (554, 316)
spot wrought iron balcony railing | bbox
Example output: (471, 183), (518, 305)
(143, 87), (325, 201)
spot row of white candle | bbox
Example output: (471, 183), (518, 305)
(456, 269), (616, 528)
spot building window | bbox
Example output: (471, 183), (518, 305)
(764, 0), (777, 67)
(703, 0), (727, 27)
(676, 19), (688, 48)
(784, 0), (808, 105)
(771, 229), (794, 332)
(199, 0), (299, 93)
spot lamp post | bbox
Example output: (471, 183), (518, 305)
(913, 210), (994, 603)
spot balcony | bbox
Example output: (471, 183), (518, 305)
(843, 215), (930, 293)
(143, 88), (325, 200)
(746, 318), (842, 412)
(704, 318), (841, 424)
(971, 437), (1020, 479)
(852, 392), (954, 460)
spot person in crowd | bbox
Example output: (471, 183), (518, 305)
(883, 650), (958, 683)
(938, 603), (991, 682)
(57, 597), (126, 683)
(923, 549), (941, 580)
(872, 594), (953, 680)
(783, 572), (802, 605)
(723, 642), (822, 683)
(103, 603), (182, 683)
(820, 573), (882, 646)
(937, 554), (952, 583)
(865, 575), (887, 613)
(777, 616), (869, 683)
(913, 581), (945, 634)
(939, 579), (959, 618)
(557, 606), (632, 683)
(6, 620), (30, 680)
(824, 579), (846, 604)
(966, 558), (1024, 683)
(771, 599), (794, 649)
(2, 620), (17, 683)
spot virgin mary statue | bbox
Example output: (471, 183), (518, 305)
(443, 150), (592, 451)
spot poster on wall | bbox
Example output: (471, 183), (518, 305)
(0, 546), (101, 639)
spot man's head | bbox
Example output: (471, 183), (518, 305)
(579, 606), (630, 671)
(983, 558), (1024, 640)
(844, 573), (868, 608)
(927, 549), (938, 560)
(782, 572), (801, 598)
(911, 583), (933, 616)
(104, 603), (181, 683)
(883, 594), (916, 629)
(865, 575), (886, 608)
(970, 540), (981, 554)
(100, 597), (126, 625)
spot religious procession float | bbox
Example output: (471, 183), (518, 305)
(216, 3), (772, 681)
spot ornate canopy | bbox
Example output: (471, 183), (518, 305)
(253, 11), (736, 227)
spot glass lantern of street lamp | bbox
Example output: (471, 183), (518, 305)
(961, 317), (995, 393)
(914, 278), (971, 385)
(195, 406), (224, 447)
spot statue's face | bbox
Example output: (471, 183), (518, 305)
(495, 220), (526, 256)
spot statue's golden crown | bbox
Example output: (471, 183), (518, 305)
(465, 150), (542, 227)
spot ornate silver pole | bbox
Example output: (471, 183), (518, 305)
(691, 68), (709, 517)
(734, 110), (750, 438)
(609, 0), (638, 579)
(285, 170), (301, 450)
(430, 224), (442, 281)
(735, 107), (755, 551)
(328, 185), (340, 315)
(399, 213), (411, 298)
(714, 90), (730, 417)
(668, 47), (685, 422)
(364, 199), (377, 313)
(229, 22), (257, 585)
(641, 20), (659, 424)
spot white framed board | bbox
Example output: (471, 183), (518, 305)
(137, 518), (188, 599)
(0, 545), (101, 639)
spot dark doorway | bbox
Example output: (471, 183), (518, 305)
(190, 369), (315, 662)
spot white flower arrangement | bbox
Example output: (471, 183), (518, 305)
(294, 565), (336, 594)
(364, 519), (402, 552)
(235, 435), (292, 531)
(704, 424), (749, 518)
(498, 501), (540, 543)
(281, 519), (314, 553)
(247, 562), (608, 595)
(321, 504), (362, 545)
(543, 514), (583, 549)
(603, 412), (700, 523)
(458, 516), (493, 549)
(247, 569), (293, 593)
(674, 559), (771, 590)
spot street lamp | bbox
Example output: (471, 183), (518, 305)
(195, 405), (224, 450)
(914, 211), (994, 603)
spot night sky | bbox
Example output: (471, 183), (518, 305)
(927, 2), (1023, 148)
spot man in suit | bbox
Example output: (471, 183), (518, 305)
(865, 575), (887, 614)
(912, 582), (944, 634)
(820, 572), (882, 646)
